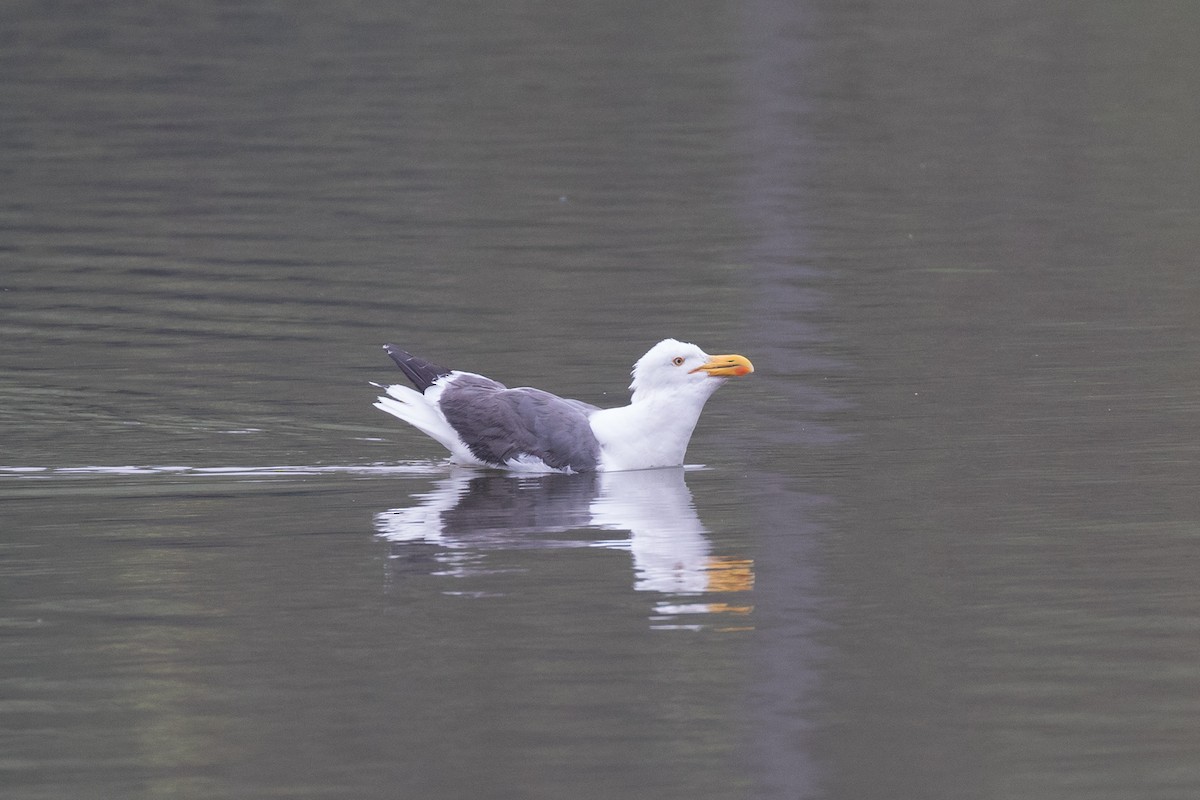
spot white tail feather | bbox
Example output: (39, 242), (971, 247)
(373, 384), (477, 463)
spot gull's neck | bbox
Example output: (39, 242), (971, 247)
(590, 385), (718, 471)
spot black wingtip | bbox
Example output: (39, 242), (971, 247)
(381, 344), (452, 392)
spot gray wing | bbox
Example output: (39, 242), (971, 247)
(438, 375), (601, 472)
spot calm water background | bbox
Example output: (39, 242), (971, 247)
(3, 2), (1199, 798)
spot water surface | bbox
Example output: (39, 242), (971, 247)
(3, 2), (1199, 799)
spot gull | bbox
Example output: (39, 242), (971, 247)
(373, 338), (753, 473)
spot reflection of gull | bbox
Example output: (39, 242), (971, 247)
(373, 468), (752, 623)
(375, 469), (596, 548)
(373, 472), (470, 548)
(589, 469), (713, 594)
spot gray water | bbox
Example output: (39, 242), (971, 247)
(3, 3), (1199, 799)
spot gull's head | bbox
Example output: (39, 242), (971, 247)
(629, 338), (754, 402)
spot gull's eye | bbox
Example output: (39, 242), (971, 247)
(672, 356), (685, 366)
